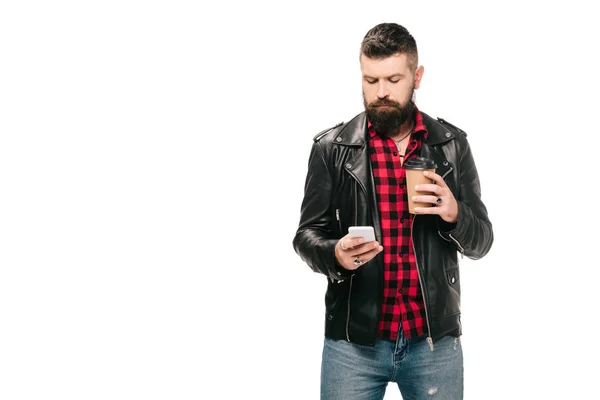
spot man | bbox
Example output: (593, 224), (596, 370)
(293, 23), (493, 399)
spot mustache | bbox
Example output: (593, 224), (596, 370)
(368, 99), (401, 108)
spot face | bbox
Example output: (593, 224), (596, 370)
(361, 53), (424, 136)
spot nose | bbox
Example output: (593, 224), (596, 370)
(376, 81), (388, 99)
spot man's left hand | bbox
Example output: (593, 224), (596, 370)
(412, 171), (458, 223)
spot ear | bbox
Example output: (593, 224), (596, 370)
(414, 65), (425, 89)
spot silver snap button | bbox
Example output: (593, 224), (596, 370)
(445, 132), (451, 138)
(451, 277), (456, 283)
(336, 137), (342, 142)
(443, 161), (449, 166)
(345, 163), (352, 169)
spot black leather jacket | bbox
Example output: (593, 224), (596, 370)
(293, 111), (493, 348)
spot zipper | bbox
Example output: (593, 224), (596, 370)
(411, 215), (434, 351)
(448, 234), (464, 258)
(345, 183), (359, 342)
(336, 208), (342, 233)
(440, 167), (453, 180)
(438, 167), (464, 259)
(354, 182), (358, 225)
(346, 275), (354, 341)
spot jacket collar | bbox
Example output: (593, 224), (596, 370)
(332, 112), (368, 146)
(337, 110), (456, 196)
(333, 111), (457, 147)
(421, 112), (458, 145)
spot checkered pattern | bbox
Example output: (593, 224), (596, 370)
(368, 108), (429, 341)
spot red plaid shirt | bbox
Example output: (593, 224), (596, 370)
(368, 108), (429, 341)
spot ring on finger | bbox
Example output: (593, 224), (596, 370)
(340, 239), (348, 251)
(436, 197), (442, 205)
(353, 256), (363, 266)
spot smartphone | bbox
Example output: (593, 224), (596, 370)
(348, 226), (376, 243)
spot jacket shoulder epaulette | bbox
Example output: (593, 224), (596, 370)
(437, 117), (467, 137)
(313, 121), (344, 142)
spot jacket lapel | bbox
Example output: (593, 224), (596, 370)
(333, 113), (371, 194)
(421, 112), (455, 179)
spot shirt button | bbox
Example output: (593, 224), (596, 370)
(399, 253), (404, 257)
(393, 152), (398, 156)
(399, 183), (404, 188)
(400, 218), (404, 223)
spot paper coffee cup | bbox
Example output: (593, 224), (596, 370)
(403, 157), (437, 214)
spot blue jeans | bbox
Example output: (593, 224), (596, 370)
(321, 331), (463, 400)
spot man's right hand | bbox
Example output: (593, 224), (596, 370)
(335, 235), (383, 270)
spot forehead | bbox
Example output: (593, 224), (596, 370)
(360, 54), (410, 76)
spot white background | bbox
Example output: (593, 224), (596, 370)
(1, 1), (599, 399)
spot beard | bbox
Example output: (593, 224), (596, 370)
(363, 89), (415, 136)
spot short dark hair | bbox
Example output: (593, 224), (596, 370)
(360, 23), (418, 71)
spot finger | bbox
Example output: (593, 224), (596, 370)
(353, 244), (384, 263)
(349, 241), (380, 257)
(411, 195), (440, 205)
(414, 205), (442, 215)
(414, 183), (442, 195)
(423, 171), (449, 189)
(341, 234), (365, 249)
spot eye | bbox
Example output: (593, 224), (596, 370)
(389, 78), (400, 84)
(365, 78), (377, 84)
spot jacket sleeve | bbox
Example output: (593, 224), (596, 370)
(438, 138), (494, 260)
(293, 141), (352, 281)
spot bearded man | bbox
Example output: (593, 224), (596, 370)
(293, 22), (494, 400)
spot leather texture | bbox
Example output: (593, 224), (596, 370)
(293, 111), (494, 346)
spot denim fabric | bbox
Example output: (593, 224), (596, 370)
(321, 331), (463, 399)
